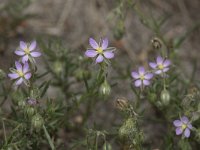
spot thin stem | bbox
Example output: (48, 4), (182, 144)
(2, 118), (7, 144)
(43, 125), (55, 150)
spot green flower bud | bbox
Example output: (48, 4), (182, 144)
(100, 80), (111, 96)
(74, 69), (91, 81)
(0, 69), (6, 80)
(103, 142), (112, 150)
(113, 20), (125, 40)
(31, 114), (44, 129)
(160, 89), (170, 106)
(53, 61), (63, 74)
(18, 100), (26, 109)
(119, 118), (137, 138)
(25, 106), (35, 117)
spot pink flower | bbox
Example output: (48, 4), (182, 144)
(131, 67), (153, 88)
(8, 61), (31, 86)
(149, 56), (171, 74)
(15, 41), (41, 63)
(85, 38), (115, 63)
(173, 116), (192, 138)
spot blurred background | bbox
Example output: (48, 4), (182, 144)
(0, 0), (200, 149)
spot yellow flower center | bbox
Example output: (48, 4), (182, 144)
(24, 47), (30, 55)
(17, 71), (24, 77)
(96, 47), (103, 54)
(139, 75), (145, 80)
(181, 124), (187, 130)
(158, 64), (164, 70)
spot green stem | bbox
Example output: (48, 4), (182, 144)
(43, 125), (55, 150)
(2, 119), (7, 144)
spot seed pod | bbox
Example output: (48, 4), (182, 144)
(151, 37), (162, 49)
(115, 98), (129, 110)
(160, 89), (170, 106)
(100, 80), (111, 96)
(31, 114), (44, 129)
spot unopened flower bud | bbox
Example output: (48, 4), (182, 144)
(100, 80), (111, 96)
(151, 37), (162, 49)
(113, 20), (125, 40)
(25, 106), (35, 117)
(0, 69), (6, 80)
(103, 142), (112, 150)
(74, 69), (91, 81)
(18, 100), (26, 109)
(31, 114), (44, 129)
(53, 61), (63, 74)
(160, 89), (170, 106)
(27, 98), (37, 106)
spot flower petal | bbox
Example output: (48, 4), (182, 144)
(23, 63), (29, 73)
(163, 59), (171, 67)
(155, 70), (162, 74)
(163, 68), (169, 72)
(184, 128), (190, 138)
(16, 78), (23, 85)
(181, 116), (189, 124)
(22, 55), (29, 63)
(89, 38), (99, 49)
(8, 73), (19, 79)
(20, 41), (27, 50)
(103, 51), (114, 59)
(30, 52), (41, 57)
(101, 38), (108, 50)
(29, 41), (37, 51)
(131, 72), (139, 79)
(149, 62), (157, 69)
(15, 61), (22, 71)
(24, 73), (31, 80)
(187, 123), (192, 129)
(156, 56), (163, 65)
(138, 67), (145, 75)
(173, 120), (182, 127)
(176, 127), (183, 135)
(144, 73), (153, 79)
(134, 80), (142, 87)
(15, 50), (25, 56)
(85, 50), (98, 57)
(96, 55), (104, 63)
(143, 80), (150, 86)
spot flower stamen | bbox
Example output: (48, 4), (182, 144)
(96, 47), (103, 54)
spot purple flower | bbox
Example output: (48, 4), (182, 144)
(27, 98), (38, 106)
(8, 61), (31, 86)
(173, 116), (192, 138)
(15, 41), (41, 63)
(85, 38), (115, 63)
(149, 56), (171, 74)
(131, 67), (153, 88)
